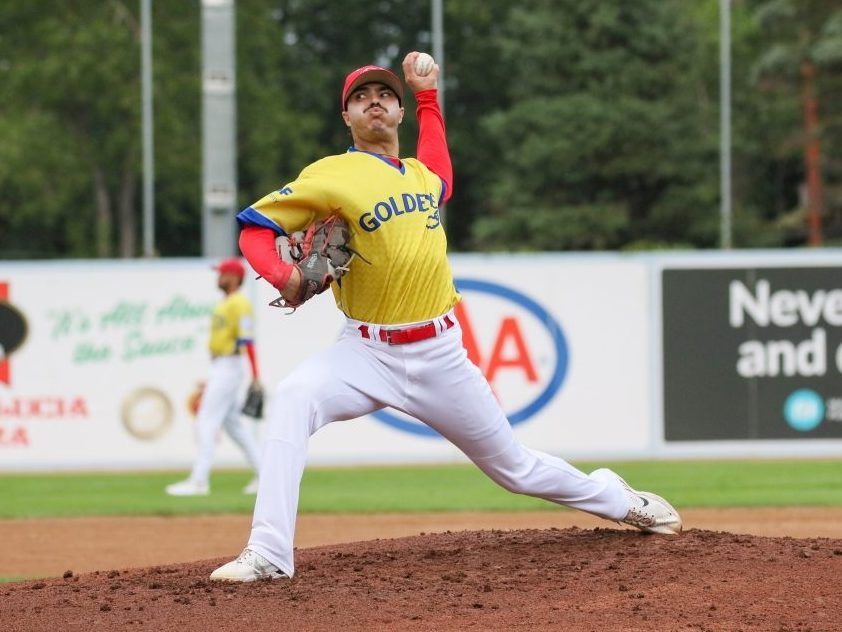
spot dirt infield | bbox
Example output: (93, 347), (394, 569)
(3, 525), (841, 631)
(3, 507), (842, 579)
(2, 509), (842, 630)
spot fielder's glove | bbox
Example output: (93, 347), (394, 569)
(270, 215), (354, 309)
(241, 381), (265, 419)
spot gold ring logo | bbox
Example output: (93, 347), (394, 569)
(121, 387), (174, 441)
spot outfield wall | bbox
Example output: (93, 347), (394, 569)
(2, 250), (842, 471)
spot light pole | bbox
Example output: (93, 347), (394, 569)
(431, 0), (446, 229)
(431, 0), (444, 116)
(140, 0), (155, 257)
(201, 0), (238, 257)
(720, 0), (732, 249)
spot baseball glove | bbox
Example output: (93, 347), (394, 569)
(270, 215), (354, 309)
(241, 381), (265, 419)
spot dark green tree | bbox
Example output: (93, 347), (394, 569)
(3, 0), (840, 258)
(0, 2), (142, 257)
(749, 0), (842, 246)
(0, 1), (203, 258)
(469, 0), (721, 251)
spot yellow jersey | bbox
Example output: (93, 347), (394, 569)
(238, 149), (459, 324)
(209, 291), (254, 356)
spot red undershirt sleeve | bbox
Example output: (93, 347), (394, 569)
(239, 226), (293, 290)
(243, 341), (259, 380)
(415, 89), (453, 203)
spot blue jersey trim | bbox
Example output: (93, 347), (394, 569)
(348, 145), (406, 174)
(438, 177), (447, 206)
(236, 207), (287, 236)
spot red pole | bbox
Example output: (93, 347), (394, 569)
(0, 282), (9, 385)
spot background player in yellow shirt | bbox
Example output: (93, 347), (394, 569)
(166, 258), (262, 496)
(210, 52), (681, 582)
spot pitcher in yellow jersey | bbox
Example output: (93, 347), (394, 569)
(166, 258), (262, 497)
(210, 53), (681, 582)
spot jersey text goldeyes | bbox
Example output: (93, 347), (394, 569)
(359, 192), (440, 232)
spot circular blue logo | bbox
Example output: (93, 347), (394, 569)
(370, 278), (568, 437)
(783, 389), (825, 432)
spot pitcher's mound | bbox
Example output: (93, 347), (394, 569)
(4, 527), (841, 631)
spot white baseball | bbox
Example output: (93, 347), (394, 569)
(414, 53), (435, 77)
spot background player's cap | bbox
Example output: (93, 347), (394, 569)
(214, 257), (245, 279)
(342, 65), (403, 110)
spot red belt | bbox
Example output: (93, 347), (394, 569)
(358, 315), (455, 345)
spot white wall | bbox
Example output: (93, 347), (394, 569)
(2, 250), (841, 471)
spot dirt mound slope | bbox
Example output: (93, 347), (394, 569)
(3, 527), (841, 631)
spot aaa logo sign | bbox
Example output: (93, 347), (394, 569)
(371, 279), (568, 437)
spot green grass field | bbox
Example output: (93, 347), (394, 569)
(1, 459), (841, 519)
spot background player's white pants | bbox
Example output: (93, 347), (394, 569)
(189, 356), (261, 486)
(248, 314), (629, 577)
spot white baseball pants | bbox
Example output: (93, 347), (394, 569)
(248, 312), (629, 577)
(189, 355), (261, 486)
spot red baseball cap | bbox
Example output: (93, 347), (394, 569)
(214, 257), (245, 279)
(341, 64), (403, 110)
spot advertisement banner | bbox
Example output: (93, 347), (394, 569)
(0, 261), (257, 470)
(663, 267), (842, 441)
(0, 255), (654, 470)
